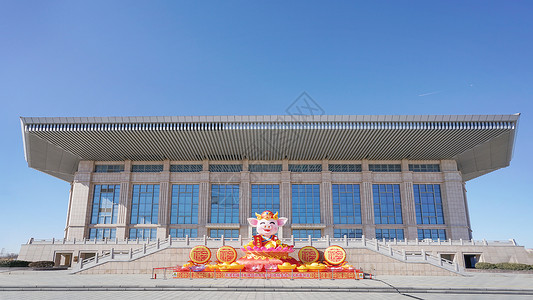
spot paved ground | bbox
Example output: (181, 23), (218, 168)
(0, 269), (532, 300)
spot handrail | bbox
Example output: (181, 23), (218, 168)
(73, 235), (467, 274)
(29, 237), (518, 246)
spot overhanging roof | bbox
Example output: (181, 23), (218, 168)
(20, 114), (520, 182)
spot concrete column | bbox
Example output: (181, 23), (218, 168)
(280, 171), (291, 238)
(443, 170), (471, 240)
(321, 166), (333, 236)
(116, 160), (131, 240)
(65, 161), (93, 240)
(361, 169), (376, 239)
(198, 170), (210, 237)
(157, 162), (171, 239)
(401, 169), (417, 240)
(282, 158), (289, 171)
(240, 171), (251, 225)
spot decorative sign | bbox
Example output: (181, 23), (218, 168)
(216, 246), (237, 263)
(323, 245), (346, 265)
(298, 246), (320, 264)
(173, 270), (362, 280)
(189, 245), (211, 264)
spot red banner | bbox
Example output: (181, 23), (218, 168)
(172, 270), (362, 279)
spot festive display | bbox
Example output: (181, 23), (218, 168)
(216, 246), (237, 264)
(189, 245), (211, 265)
(168, 211), (369, 280)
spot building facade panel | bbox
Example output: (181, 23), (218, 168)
(62, 158), (476, 241)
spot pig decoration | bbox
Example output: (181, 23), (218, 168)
(245, 211), (288, 248)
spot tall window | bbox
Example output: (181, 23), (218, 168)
(129, 228), (157, 240)
(89, 228), (116, 240)
(170, 165), (203, 172)
(130, 184), (159, 224)
(375, 229), (404, 240)
(414, 184), (444, 224)
(289, 164), (322, 172)
(131, 165), (163, 172)
(94, 165), (124, 173)
(409, 164), (440, 172)
(91, 185), (120, 224)
(292, 184), (321, 224)
(209, 164), (242, 172)
(334, 229), (362, 238)
(292, 229), (321, 238)
(170, 184), (199, 224)
(170, 228), (198, 238)
(329, 164), (362, 172)
(332, 184), (361, 224)
(418, 229), (446, 240)
(251, 184), (280, 216)
(373, 184), (403, 224)
(369, 164), (401, 172)
(210, 229), (239, 238)
(210, 184), (239, 223)
(249, 164), (282, 172)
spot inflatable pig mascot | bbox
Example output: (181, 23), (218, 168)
(245, 211), (288, 248)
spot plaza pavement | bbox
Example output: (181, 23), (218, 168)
(0, 269), (532, 300)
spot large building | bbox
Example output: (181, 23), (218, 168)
(18, 114), (532, 274)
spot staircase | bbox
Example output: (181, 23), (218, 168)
(71, 236), (465, 275)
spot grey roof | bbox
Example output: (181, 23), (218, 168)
(20, 114), (520, 182)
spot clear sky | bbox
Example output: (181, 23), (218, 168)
(1, 1), (531, 254)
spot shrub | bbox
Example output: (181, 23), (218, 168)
(28, 261), (55, 269)
(475, 262), (496, 269)
(0, 260), (30, 267)
(494, 263), (533, 271)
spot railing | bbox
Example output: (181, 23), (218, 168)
(70, 235), (476, 274)
(28, 236), (518, 247)
(27, 237), (169, 245)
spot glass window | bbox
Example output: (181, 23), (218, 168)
(131, 165), (163, 172)
(414, 184), (445, 224)
(369, 164), (401, 172)
(289, 164), (322, 172)
(418, 229), (446, 240)
(89, 228), (116, 240)
(251, 184), (280, 216)
(170, 165), (203, 172)
(94, 165), (124, 173)
(210, 184), (239, 223)
(91, 185), (120, 224)
(129, 228), (157, 240)
(409, 164), (441, 172)
(373, 184), (403, 224)
(332, 184), (361, 224)
(292, 184), (321, 224)
(130, 184), (159, 224)
(292, 229), (321, 238)
(169, 228), (198, 238)
(249, 164), (282, 172)
(210, 229), (239, 238)
(170, 184), (199, 224)
(334, 229), (362, 238)
(328, 164), (362, 172)
(375, 229), (404, 240)
(209, 164), (243, 172)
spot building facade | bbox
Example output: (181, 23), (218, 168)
(20, 114), (530, 271)
(67, 158), (469, 242)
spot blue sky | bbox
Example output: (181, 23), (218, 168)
(1, 1), (532, 253)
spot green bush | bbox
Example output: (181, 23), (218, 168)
(0, 260), (30, 267)
(476, 262), (533, 271)
(28, 261), (55, 269)
(494, 263), (533, 271)
(475, 262), (496, 269)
